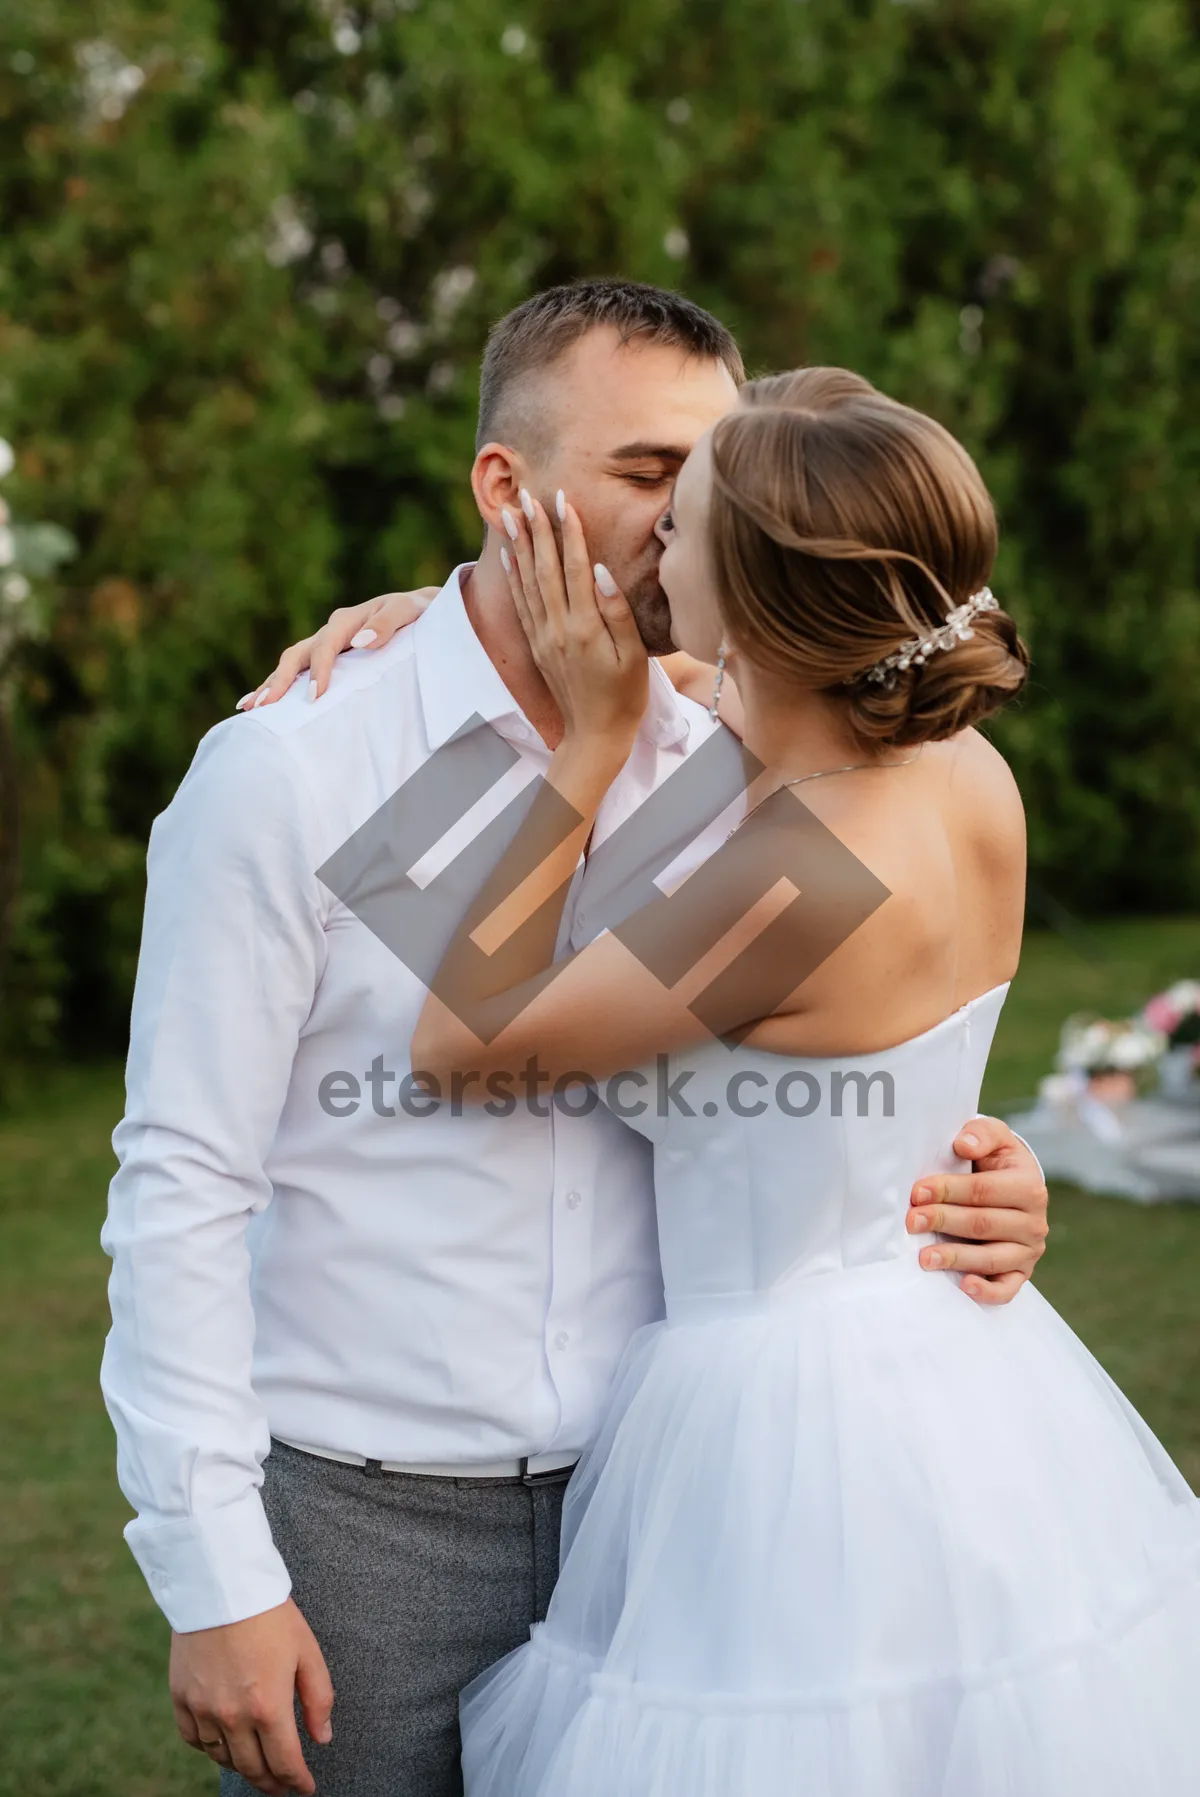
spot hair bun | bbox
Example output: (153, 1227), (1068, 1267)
(848, 604), (1030, 746)
(708, 367), (1030, 747)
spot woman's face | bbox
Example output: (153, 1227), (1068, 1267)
(656, 429), (728, 662)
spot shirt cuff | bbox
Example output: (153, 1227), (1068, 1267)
(125, 1486), (292, 1633)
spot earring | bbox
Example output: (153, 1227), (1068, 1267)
(708, 639), (728, 723)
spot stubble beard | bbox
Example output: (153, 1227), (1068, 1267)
(624, 570), (676, 656)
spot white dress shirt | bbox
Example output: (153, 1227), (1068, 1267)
(100, 567), (717, 1633)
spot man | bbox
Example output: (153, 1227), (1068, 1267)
(102, 280), (1049, 1797)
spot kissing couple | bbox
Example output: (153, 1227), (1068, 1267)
(103, 280), (1200, 1795)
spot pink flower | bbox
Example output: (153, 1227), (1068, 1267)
(1143, 994), (1180, 1033)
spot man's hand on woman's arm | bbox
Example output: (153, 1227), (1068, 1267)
(907, 1116), (1049, 1305)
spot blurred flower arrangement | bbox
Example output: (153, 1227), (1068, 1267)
(1036, 982), (1200, 1115)
(1140, 982), (1200, 1062)
(1052, 1014), (1167, 1107)
(1140, 982), (1200, 1099)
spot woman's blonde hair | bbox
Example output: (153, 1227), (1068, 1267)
(708, 368), (1029, 745)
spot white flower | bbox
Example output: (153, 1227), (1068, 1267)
(0, 526), (14, 567)
(387, 319), (423, 356)
(501, 26), (528, 55)
(0, 439), (14, 480)
(264, 195), (314, 268)
(1057, 1013), (1165, 1075)
(76, 40), (145, 123)
(2, 573), (30, 604)
(430, 265), (476, 322)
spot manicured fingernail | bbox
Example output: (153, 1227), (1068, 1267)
(963, 1278), (980, 1297)
(556, 489), (566, 522)
(308, 678), (319, 702)
(913, 1184), (932, 1205)
(350, 628), (377, 649)
(594, 562), (617, 596)
(912, 1213), (929, 1232)
(318, 1721), (333, 1744)
(236, 692), (256, 710)
(519, 487), (535, 521)
(925, 1249), (943, 1269)
(254, 689), (271, 707)
(501, 508), (519, 540)
(959, 1131), (979, 1152)
(500, 545), (512, 573)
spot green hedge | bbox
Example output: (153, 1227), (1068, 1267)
(2, 0), (1198, 1059)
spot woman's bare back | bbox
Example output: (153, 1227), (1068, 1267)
(747, 727), (1026, 1060)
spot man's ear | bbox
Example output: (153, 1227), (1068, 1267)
(471, 442), (528, 532)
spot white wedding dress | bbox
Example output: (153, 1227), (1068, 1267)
(460, 985), (1200, 1794)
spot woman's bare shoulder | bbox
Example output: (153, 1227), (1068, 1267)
(749, 731), (1024, 1055)
(939, 728), (1027, 871)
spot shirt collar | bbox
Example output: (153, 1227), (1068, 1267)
(413, 565), (529, 750)
(413, 562), (692, 754)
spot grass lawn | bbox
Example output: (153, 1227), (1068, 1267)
(2, 918), (1199, 1797)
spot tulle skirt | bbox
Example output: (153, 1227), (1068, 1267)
(460, 1258), (1200, 1795)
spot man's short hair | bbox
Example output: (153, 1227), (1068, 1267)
(476, 277), (745, 454)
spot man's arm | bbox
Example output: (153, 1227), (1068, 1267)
(101, 717), (331, 1794)
(906, 1117), (1049, 1304)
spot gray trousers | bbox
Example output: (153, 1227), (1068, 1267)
(219, 1439), (568, 1797)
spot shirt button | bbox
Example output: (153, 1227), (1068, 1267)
(554, 1331), (570, 1351)
(565, 1190), (582, 1209)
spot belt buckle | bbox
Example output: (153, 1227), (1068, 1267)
(520, 1456), (571, 1487)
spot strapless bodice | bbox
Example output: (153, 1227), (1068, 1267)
(622, 984), (1009, 1316)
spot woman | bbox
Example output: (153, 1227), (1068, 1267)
(285, 370), (1200, 1790)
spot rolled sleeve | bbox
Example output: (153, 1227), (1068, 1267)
(100, 716), (326, 1631)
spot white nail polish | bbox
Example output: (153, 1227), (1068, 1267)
(236, 692), (256, 710)
(500, 545), (512, 573)
(594, 563), (618, 597)
(308, 678), (319, 701)
(350, 629), (377, 649)
(501, 508), (519, 540)
(520, 487), (535, 522)
(556, 490), (566, 523)
(254, 689), (270, 707)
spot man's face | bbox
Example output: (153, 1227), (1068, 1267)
(521, 328), (740, 653)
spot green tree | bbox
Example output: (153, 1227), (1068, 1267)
(1, 0), (1198, 1063)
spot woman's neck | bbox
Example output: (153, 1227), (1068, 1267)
(732, 655), (870, 783)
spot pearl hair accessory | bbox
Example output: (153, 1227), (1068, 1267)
(859, 587), (1000, 689)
